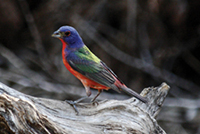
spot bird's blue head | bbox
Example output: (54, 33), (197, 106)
(52, 26), (84, 49)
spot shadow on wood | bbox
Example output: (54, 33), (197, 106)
(0, 82), (169, 134)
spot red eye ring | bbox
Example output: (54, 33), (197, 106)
(65, 31), (71, 36)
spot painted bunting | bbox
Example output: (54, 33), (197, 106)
(52, 26), (147, 109)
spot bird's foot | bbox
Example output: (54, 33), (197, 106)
(65, 100), (80, 115)
(91, 101), (99, 106)
(65, 96), (88, 115)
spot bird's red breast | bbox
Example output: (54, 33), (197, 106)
(61, 40), (110, 90)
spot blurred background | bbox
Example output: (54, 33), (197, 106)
(0, 0), (199, 133)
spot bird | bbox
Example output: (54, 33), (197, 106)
(52, 26), (147, 113)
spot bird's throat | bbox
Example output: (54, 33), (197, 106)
(60, 39), (67, 47)
(60, 39), (68, 59)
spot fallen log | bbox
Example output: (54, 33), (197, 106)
(0, 82), (169, 134)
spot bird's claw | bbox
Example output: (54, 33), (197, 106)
(91, 100), (99, 106)
(65, 96), (88, 115)
(65, 100), (79, 115)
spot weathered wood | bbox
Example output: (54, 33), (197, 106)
(0, 82), (169, 134)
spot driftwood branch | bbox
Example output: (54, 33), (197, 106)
(0, 82), (169, 134)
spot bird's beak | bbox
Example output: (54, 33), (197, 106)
(52, 30), (61, 38)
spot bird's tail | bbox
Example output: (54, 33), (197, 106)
(120, 86), (147, 103)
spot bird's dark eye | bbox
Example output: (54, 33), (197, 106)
(65, 31), (71, 36)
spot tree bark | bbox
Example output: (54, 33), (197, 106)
(0, 82), (169, 134)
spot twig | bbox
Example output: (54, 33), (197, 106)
(164, 98), (200, 109)
(126, 0), (137, 42)
(138, 20), (153, 64)
(17, 0), (51, 72)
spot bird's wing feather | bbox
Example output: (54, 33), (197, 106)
(67, 46), (118, 88)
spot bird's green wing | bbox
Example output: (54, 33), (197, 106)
(67, 45), (118, 88)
